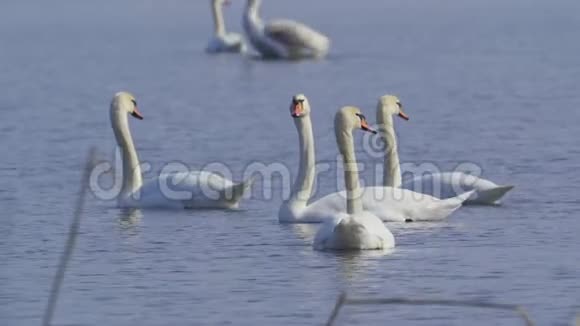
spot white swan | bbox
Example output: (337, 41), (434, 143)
(206, 0), (247, 53)
(110, 91), (253, 209)
(242, 0), (330, 59)
(278, 94), (473, 224)
(376, 95), (514, 205)
(314, 107), (395, 251)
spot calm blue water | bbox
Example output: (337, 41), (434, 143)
(1, 0), (579, 325)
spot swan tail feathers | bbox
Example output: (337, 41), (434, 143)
(311, 35), (330, 57)
(469, 185), (514, 205)
(453, 189), (477, 204)
(220, 176), (255, 207)
(419, 189), (474, 220)
(437, 189), (476, 212)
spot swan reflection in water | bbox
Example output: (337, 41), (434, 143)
(116, 208), (143, 238)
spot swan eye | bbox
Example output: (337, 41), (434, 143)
(355, 113), (366, 121)
(292, 98), (305, 105)
(131, 99), (137, 107)
(396, 102), (402, 109)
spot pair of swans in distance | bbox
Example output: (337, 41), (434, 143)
(207, 0), (330, 59)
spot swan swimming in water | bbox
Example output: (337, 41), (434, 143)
(110, 91), (253, 209)
(314, 107), (395, 251)
(206, 0), (247, 53)
(278, 94), (473, 224)
(376, 95), (514, 205)
(242, 0), (330, 59)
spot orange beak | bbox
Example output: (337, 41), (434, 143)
(131, 107), (144, 120)
(291, 102), (303, 118)
(361, 119), (377, 134)
(398, 110), (409, 121)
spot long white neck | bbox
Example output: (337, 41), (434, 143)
(337, 129), (363, 215)
(289, 116), (316, 205)
(377, 107), (402, 188)
(244, 0), (262, 27)
(110, 108), (143, 199)
(211, 0), (226, 35)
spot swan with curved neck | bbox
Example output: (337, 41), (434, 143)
(110, 92), (144, 201)
(314, 107), (395, 250)
(243, 0), (330, 59)
(278, 94), (317, 221)
(377, 95), (514, 205)
(279, 94), (473, 224)
(110, 91), (253, 209)
(376, 95), (409, 188)
(206, 0), (246, 53)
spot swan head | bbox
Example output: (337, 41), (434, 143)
(111, 91), (143, 120)
(377, 95), (409, 121)
(289, 94), (311, 118)
(335, 106), (377, 135)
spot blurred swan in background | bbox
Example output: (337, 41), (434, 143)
(243, 0), (330, 59)
(110, 92), (253, 209)
(314, 107), (395, 251)
(278, 94), (473, 224)
(206, 0), (247, 53)
(376, 95), (514, 205)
